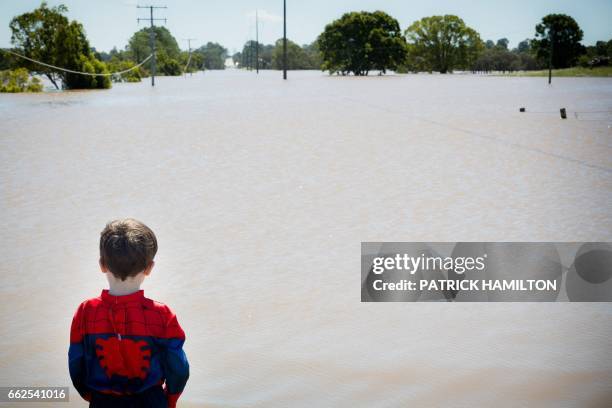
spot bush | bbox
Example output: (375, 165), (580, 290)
(161, 58), (182, 76)
(108, 59), (142, 82)
(0, 68), (43, 92)
(63, 55), (111, 89)
(578, 54), (591, 68)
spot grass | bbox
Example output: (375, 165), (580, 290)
(504, 66), (612, 77)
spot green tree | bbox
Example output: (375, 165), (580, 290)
(318, 11), (407, 75)
(404, 15), (483, 73)
(196, 42), (227, 70)
(594, 41), (608, 57)
(516, 52), (541, 70)
(0, 68), (43, 92)
(272, 39), (310, 69)
(260, 44), (275, 69)
(232, 51), (241, 67)
(0, 48), (19, 70)
(303, 41), (323, 69)
(128, 26), (182, 75)
(533, 14), (584, 68)
(472, 49), (520, 73)
(9, 2), (110, 89)
(580, 39), (611, 68)
(239, 40), (262, 69)
(516, 39), (532, 54)
(182, 50), (204, 73)
(107, 59), (141, 82)
(496, 38), (509, 50)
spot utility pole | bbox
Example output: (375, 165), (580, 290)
(283, 0), (287, 79)
(247, 42), (251, 71)
(137, 5), (167, 87)
(250, 41), (254, 71)
(255, 10), (259, 74)
(182, 38), (196, 75)
(548, 27), (554, 85)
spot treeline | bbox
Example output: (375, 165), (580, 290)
(230, 11), (610, 76)
(3, 2), (611, 92)
(94, 36), (229, 82)
(470, 39), (541, 73)
(315, 11), (611, 75)
(1, 2), (228, 91)
(232, 39), (321, 70)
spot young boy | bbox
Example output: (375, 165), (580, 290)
(69, 219), (189, 408)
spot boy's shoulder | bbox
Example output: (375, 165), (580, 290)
(72, 291), (184, 339)
(74, 291), (177, 316)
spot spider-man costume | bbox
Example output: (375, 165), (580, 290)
(69, 290), (189, 408)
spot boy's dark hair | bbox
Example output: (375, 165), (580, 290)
(99, 219), (158, 281)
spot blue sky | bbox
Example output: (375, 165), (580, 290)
(1, 0), (611, 53)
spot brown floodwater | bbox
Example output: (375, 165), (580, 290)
(1, 70), (611, 407)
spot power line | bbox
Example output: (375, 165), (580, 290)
(182, 38), (196, 75)
(183, 53), (192, 75)
(137, 4), (167, 87)
(340, 95), (612, 174)
(1, 49), (153, 76)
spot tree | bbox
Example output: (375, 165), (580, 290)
(0, 48), (19, 70)
(9, 2), (110, 89)
(533, 14), (584, 68)
(472, 48), (520, 73)
(302, 41), (323, 69)
(472, 38), (543, 73)
(404, 15), (483, 73)
(516, 39), (532, 54)
(235, 40), (320, 70)
(232, 51), (241, 67)
(182, 50), (204, 73)
(272, 39), (310, 69)
(318, 11), (407, 75)
(496, 38), (509, 50)
(107, 59), (142, 82)
(516, 52), (541, 70)
(594, 41), (609, 57)
(581, 39), (611, 68)
(260, 44), (275, 69)
(238, 40), (261, 69)
(196, 42), (227, 70)
(128, 26), (182, 75)
(0, 68), (43, 92)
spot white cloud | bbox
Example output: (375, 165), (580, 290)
(246, 10), (282, 24)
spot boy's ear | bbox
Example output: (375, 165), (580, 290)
(99, 258), (108, 273)
(144, 261), (155, 276)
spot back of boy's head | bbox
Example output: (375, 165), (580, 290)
(99, 218), (158, 281)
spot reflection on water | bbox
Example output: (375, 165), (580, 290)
(1, 71), (611, 407)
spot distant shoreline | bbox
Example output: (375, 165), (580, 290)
(499, 66), (612, 77)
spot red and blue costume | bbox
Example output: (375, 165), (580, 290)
(69, 290), (189, 407)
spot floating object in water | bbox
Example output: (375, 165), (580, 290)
(519, 107), (526, 112)
(560, 108), (567, 119)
